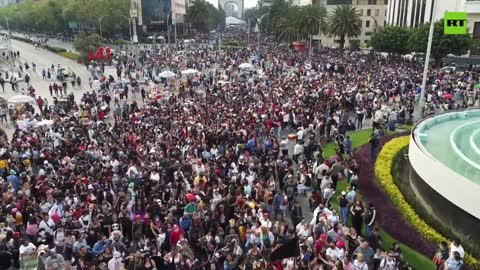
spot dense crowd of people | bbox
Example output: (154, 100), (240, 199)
(0, 30), (475, 270)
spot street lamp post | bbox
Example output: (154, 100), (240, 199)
(3, 17), (13, 68)
(118, 14), (132, 42)
(247, 18), (250, 44)
(255, 14), (268, 52)
(414, 0), (438, 121)
(130, 0), (138, 43)
(99, 16), (106, 38)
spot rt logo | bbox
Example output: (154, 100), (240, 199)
(444, 12), (467, 35)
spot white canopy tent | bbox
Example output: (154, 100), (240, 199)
(8, 95), (36, 106)
(226, 17), (246, 26)
(147, 35), (165, 40)
(35, 119), (55, 128)
(158, 70), (176, 78)
(239, 63), (254, 70)
(181, 69), (199, 76)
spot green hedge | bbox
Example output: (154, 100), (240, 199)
(10, 35), (66, 53)
(44, 45), (66, 53)
(59, 51), (79, 61)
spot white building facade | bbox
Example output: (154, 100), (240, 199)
(386, 0), (480, 54)
(316, 0), (388, 48)
(386, 0), (465, 27)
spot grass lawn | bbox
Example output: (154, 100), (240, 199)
(322, 126), (434, 270)
(322, 125), (413, 159)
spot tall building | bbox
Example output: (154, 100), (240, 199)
(317, 0), (388, 47)
(385, 0), (480, 55)
(171, 0), (186, 23)
(291, 0), (312, 6)
(0, 0), (22, 7)
(136, 0), (185, 35)
(386, 0), (465, 27)
(465, 0), (480, 55)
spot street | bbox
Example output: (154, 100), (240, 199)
(0, 39), (92, 137)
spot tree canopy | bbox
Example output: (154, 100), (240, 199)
(0, 0), (129, 37)
(369, 26), (412, 54)
(327, 5), (362, 50)
(186, 0), (222, 33)
(408, 20), (472, 64)
(74, 32), (103, 61)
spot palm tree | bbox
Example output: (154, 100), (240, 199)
(266, 0), (290, 35)
(296, 4), (327, 40)
(328, 5), (362, 50)
(296, 4), (327, 54)
(277, 6), (301, 43)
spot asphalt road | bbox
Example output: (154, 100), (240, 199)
(0, 38), (95, 138)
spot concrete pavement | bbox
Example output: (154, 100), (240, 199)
(0, 38), (92, 138)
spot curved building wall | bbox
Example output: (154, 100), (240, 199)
(410, 112), (480, 220)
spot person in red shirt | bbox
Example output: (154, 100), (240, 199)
(314, 233), (328, 258)
(169, 224), (184, 247)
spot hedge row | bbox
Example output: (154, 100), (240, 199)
(354, 133), (437, 259)
(375, 136), (478, 268)
(11, 35), (67, 53)
(10, 35), (81, 61)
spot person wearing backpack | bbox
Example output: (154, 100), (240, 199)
(444, 251), (463, 270)
(379, 252), (396, 270)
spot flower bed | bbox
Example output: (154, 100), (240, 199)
(354, 133), (436, 256)
(375, 136), (478, 268)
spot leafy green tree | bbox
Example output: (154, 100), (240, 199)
(408, 20), (472, 65)
(369, 26), (411, 54)
(74, 32), (103, 62)
(217, 5), (226, 31)
(327, 5), (362, 50)
(0, 0), (129, 36)
(186, 0), (219, 33)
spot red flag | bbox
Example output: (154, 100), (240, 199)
(88, 52), (95, 61)
(105, 47), (111, 60)
(96, 47), (104, 60)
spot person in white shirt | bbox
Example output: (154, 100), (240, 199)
(108, 251), (123, 270)
(150, 170), (160, 182)
(280, 138), (289, 157)
(293, 141), (304, 162)
(39, 213), (55, 236)
(450, 240), (465, 259)
(315, 162), (330, 181)
(282, 112), (290, 129)
(326, 244), (341, 262)
(379, 252), (397, 270)
(79, 211), (91, 230)
(296, 127), (305, 141)
(19, 239), (37, 270)
(353, 253), (369, 270)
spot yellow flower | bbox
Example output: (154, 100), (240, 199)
(375, 136), (478, 267)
